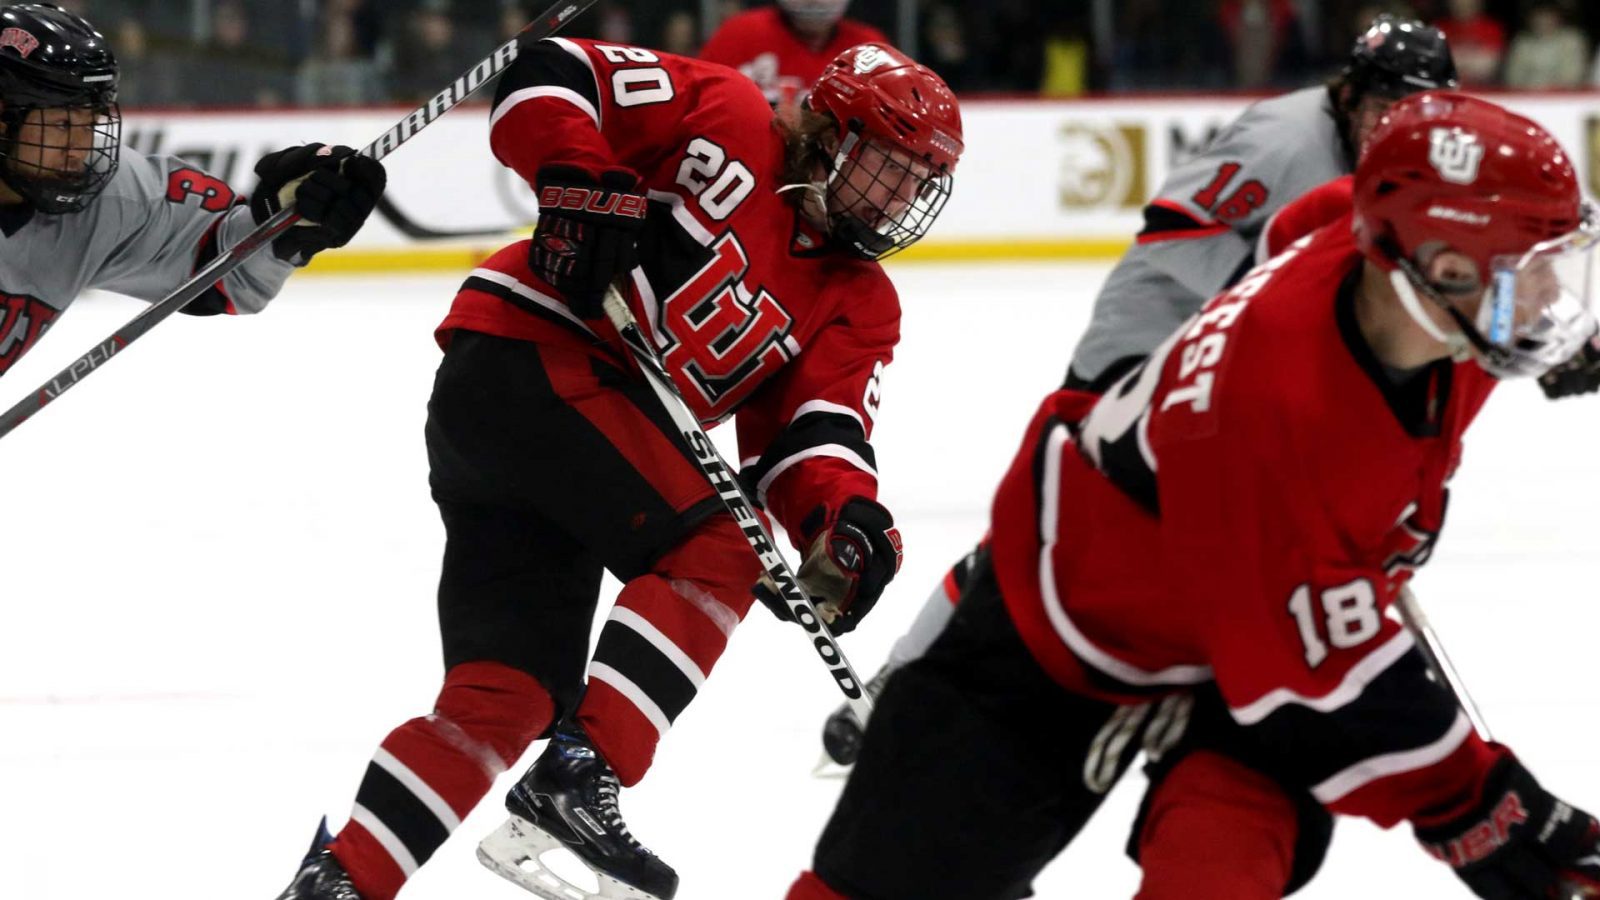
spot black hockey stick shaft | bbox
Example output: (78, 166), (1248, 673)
(1396, 585), (1493, 741)
(601, 287), (873, 721)
(0, 0), (594, 442)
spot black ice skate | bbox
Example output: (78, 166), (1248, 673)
(274, 818), (364, 900)
(477, 722), (678, 900)
(819, 662), (897, 769)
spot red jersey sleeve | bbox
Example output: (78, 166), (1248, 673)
(1257, 175), (1354, 261)
(734, 272), (899, 548)
(697, 15), (757, 69)
(1148, 298), (1501, 829)
(488, 37), (720, 184)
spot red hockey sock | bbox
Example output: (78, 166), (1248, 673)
(578, 515), (761, 786)
(330, 662), (553, 900)
(1133, 751), (1299, 900)
(787, 870), (852, 899)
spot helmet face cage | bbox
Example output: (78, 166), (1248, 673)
(778, 0), (848, 27)
(0, 91), (120, 213)
(824, 126), (953, 261)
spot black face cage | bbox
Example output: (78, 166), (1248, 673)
(825, 131), (953, 261)
(0, 97), (121, 214)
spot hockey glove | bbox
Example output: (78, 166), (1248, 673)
(1414, 754), (1600, 899)
(1538, 331), (1600, 400)
(251, 143), (387, 266)
(530, 164), (648, 319)
(755, 498), (903, 635)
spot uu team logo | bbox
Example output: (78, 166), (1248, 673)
(1428, 127), (1484, 185)
(0, 27), (37, 59)
(1057, 121), (1146, 210)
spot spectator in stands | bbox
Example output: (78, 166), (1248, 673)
(1433, 0), (1505, 84)
(1217, 0), (1308, 88)
(700, 0), (887, 111)
(295, 1), (383, 106)
(179, 0), (292, 106)
(659, 10), (698, 56)
(920, 3), (977, 91)
(1504, 0), (1588, 88)
(388, 0), (469, 105)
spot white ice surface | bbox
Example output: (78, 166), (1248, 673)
(1, 262), (1596, 900)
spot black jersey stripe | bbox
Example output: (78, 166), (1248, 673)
(353, 760), (453, 867)
(739, 410), (876, 503)
(492, 37), (600, 124)
(592, 618), (700, 725)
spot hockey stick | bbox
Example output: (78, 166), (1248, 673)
(0, 0), (594, 442)
(1396, 585), (1494, 741)
(600, 286), (873, 721)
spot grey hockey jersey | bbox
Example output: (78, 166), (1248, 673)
(0, 150), (294, 377)
(1069, 86), (1351, 384)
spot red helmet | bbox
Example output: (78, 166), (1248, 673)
(809, 43), (963, 173)
(805, 43), (963, 259)
(1354, 91), (1580, 279)
(1354, 92), (1596, 377)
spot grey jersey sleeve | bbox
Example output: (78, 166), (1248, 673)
(1134, 87), (1347, 300)
(90, 152), (294, 314)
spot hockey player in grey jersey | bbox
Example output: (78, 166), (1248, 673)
(0, 3), (386, 380)
(818, 14), (1460, 772)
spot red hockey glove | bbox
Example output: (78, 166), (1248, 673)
(1414, 754), (1600, 899)
(251, 143), (387, 266)
(1538, 330), (1600, 400)
(530, 164), (648, 318)
(754, 498), (902, 635)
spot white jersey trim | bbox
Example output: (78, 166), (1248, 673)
(647, 189), (715, 247)
(791, 399), (864, 428)
(753, 445), (877, 505)
(489, 85), (600, 133)
(468, 267), (595, 335)
(350, 803), (420, 876)
(609, 606), (708, 688)
(1231, 627), (1418, 725)
(589, 662), (672, 737)
(372, 747), (463, 831)
(1311, 711), (1473, 804)
(1039, 423), (1213, 687)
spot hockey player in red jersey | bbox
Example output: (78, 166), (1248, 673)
(700, 0), (887, 111)
(790, 92), (1600, 900)
(270, 38), (961, 900)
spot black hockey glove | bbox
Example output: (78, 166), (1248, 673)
(754, 498), (903, 635)
(1538, 331), (1600, 400)
(1414, 754), (1600, 899)
(251, 143), (387, 266)
(530, 164), (648, 319)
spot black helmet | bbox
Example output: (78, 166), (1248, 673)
(1343, 14), (1458, 103)
(0, 3), (120, 213)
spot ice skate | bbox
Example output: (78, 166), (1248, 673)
(816, 662), (897, 773)
(477, 722), (678, 900)
(274, 819), (364, 900)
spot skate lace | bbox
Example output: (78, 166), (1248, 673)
(594, 771), (647, 853)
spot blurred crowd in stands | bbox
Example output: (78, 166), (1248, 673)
(52, 0), (1600, 108)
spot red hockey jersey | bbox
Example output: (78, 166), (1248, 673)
(698, 8), (888, 108)
(990, 214), (1506, 828)
(438, 37), (896, 545)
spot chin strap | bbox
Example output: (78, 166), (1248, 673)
(1388, 263), (1472, 358)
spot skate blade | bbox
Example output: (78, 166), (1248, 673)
(811, 752), (852, 779)
(477, 815), (666, 900)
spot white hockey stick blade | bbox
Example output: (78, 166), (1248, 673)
(478, 815), (668, 900)
(811, 753), (852, 780)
